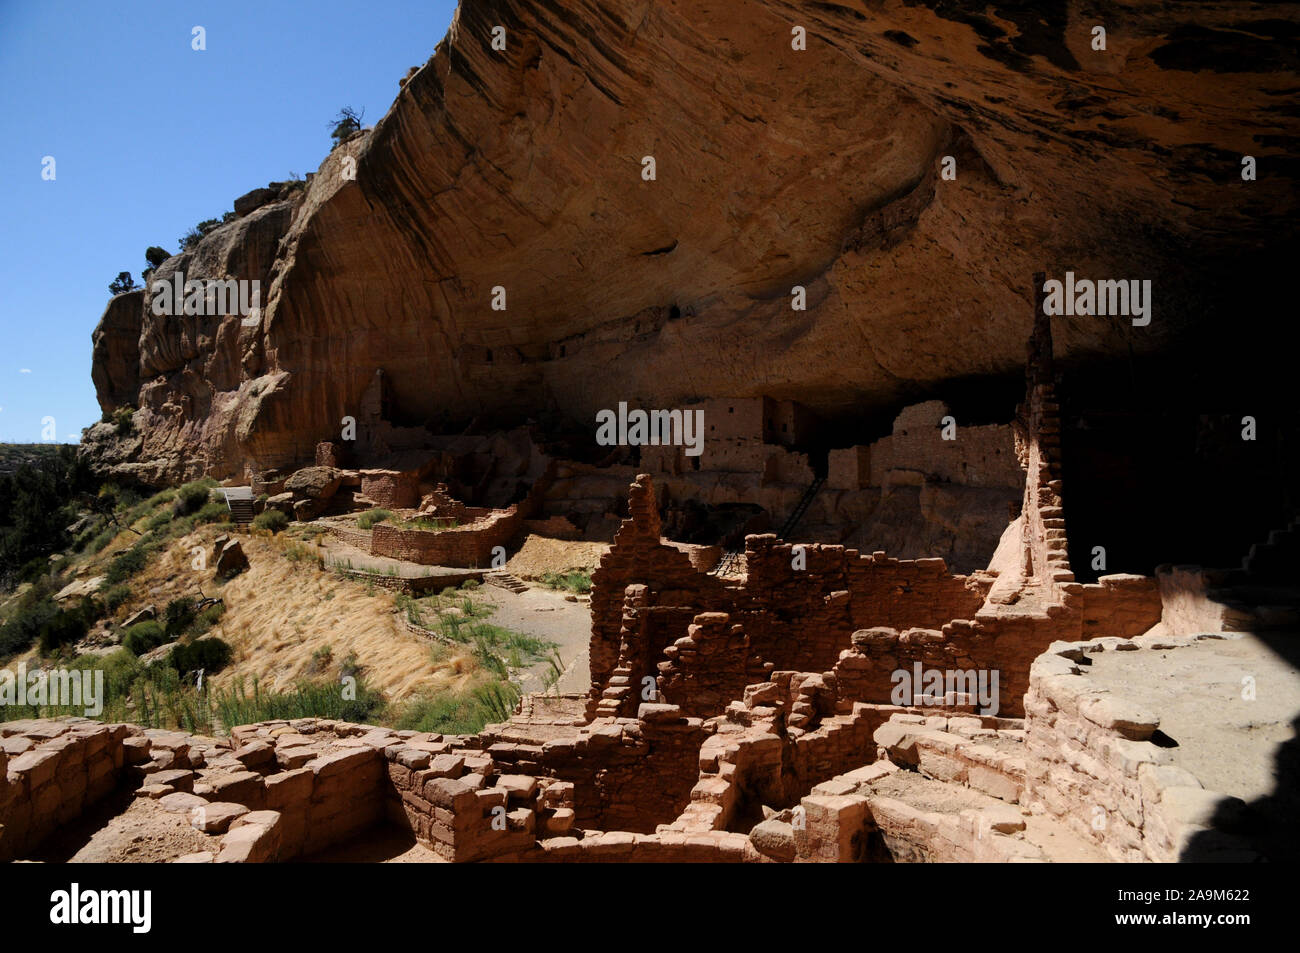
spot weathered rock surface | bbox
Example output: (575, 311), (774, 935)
(84, 0), (1300, 484)
(215, 539), (249, 577)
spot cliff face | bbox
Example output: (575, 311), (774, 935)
(86, 0), (1300, 484)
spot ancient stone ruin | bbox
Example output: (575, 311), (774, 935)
(7, 0), (1296, 879)
(6, 310), (1291, 864)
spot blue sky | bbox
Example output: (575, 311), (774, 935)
(0, 0), (458, 443)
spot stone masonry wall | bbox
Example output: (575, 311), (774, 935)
(1022, 638), (1257, 862)
(0, 719), (140, 861)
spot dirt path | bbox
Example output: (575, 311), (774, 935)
(474, 584), (592, 694)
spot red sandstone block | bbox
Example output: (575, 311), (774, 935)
(387, 763), (413, 790)
(424, 777), (478, 812)
(264, 767), (313, 809)
(9, 749), (60, 789)
(207, 771), (264, 806)
(309, 748), (377, 778)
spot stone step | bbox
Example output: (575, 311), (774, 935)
(484, 572), (529, 593)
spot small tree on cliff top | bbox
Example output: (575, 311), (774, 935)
(329, 106), (364, 146)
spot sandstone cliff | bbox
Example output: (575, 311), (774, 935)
(85, 0), (1300, 484)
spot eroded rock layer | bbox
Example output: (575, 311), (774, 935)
(85, 0), (1300, 483)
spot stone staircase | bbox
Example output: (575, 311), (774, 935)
(484, 571), (528, 594)
(219, 487), (255, 525)
(1203, 515), (1300, 631)
(1243, 515), (1300, 582)
(594, 663), (635, 718)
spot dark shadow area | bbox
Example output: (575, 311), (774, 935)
(20, 783), (135, 863)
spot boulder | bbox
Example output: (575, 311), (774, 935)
(121, 605), (156, 628)
(215, 539), (249, 577)
(284, 467), (341, 501)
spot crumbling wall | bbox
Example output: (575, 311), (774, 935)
(657, 612), (773, 718)
(588, 475), (730, 698)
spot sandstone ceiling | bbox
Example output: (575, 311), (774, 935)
(87, 0), (1300, 482)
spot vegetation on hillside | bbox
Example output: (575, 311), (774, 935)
(1, 453), (548, 736)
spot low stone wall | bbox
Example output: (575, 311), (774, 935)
(336, 567), (484, 594)
(1022, 637), (1257, 862)
(383, 745), (571, 862)
(0, 719), (142, 861)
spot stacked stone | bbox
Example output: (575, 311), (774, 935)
(1023, 638), (1257, 862)
(0, 719), (137, 861)
(657, 612), (773, 718)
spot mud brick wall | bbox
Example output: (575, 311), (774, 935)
(681, 687), (908, 834)
(0, 720), (140, 861)
(827, 613), (1072, 719)
(658, 612), (773, 718)
(327, 524), (373, 550)
(826, 571), (1160, 719)
(867, 402), (1020, 490)
(369, 463), (555, 567)
(1022, 640), (1256, 863)
(371, 508), (519, 566)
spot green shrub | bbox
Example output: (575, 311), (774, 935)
(253, 510), (289, 534)
(174, 481), (214, 516)
(102, 584), (132, 612)
(169, 637), (231, 676)
(402, 516), (457, 531)
(357, 508), (393, 530)
(191, 603), (224, 634)
(102, 542), (153, 585)
(112, 406), (135, 436)
(193, 501), (229, 525)
(393, 681), (519, 735)
(73, 518), (106, 552)
(163, 598), (196, 636)
(87, 528), (116, 554)
(145, 510), (173, 532)
(540, 570), (592, 594)
(212, 675), (383, 727)
(37, 597), (102, 653)
(0, 587), (57, 656)
(121, 619), (171, 656)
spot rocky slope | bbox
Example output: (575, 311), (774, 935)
(85, 0), (1300, 484)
